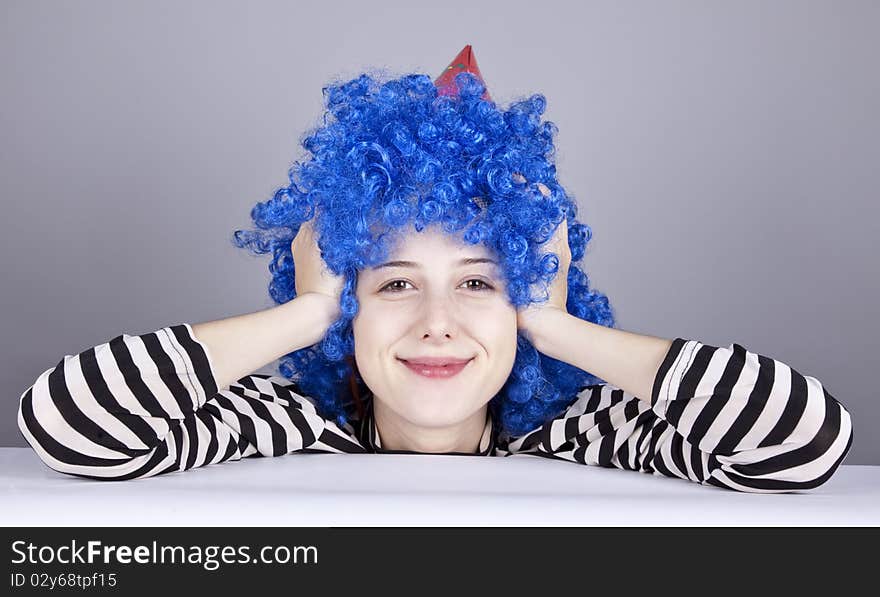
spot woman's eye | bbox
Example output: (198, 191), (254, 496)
(380, 280), (413, 293)
(378, 278), (494, 293)
(462, 279), (494, 291)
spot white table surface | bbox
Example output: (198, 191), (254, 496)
(1, 448), (877, 526)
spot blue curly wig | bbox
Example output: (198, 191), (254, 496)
(231, 68), (617, 439)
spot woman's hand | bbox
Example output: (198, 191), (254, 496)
(516, 214), (571, 344)
(291, 219), (345, 317)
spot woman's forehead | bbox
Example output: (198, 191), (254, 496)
(386, 225), (493, 261)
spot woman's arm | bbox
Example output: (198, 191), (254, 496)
(515, 313), (854, 492)
(191, 218), (344, 393)
(17, 292), (343, 481)
(511, 316), (853, 493)
(521, 308), (674, 404)
(191, 292), (338, 393)
(514, 215), (853, 492)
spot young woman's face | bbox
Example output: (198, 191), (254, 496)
(353, 224), (518, 429)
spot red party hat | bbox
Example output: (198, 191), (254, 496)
(434, 44), (492, 102)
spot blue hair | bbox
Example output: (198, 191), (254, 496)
(231, 69), (617, 439)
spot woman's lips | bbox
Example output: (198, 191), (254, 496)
(398, 358), (472, 379)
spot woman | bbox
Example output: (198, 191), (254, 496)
(17, 46), (854, 492)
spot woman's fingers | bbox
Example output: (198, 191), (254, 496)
(511, 171), (552, 198)
(291, 219), (344, 301)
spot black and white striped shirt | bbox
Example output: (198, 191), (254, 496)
(17, 323), (854, 493)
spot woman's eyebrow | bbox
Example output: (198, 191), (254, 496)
(374, 257), (497, 270)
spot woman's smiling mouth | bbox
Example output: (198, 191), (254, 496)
(397, 357), (473, 379)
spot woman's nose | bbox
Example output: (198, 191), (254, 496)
(418, 292), (458, 339)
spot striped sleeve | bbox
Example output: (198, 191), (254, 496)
(17, 323), (365, 481)
(508, 338), (854, 494)
(647, 338), (854, 492)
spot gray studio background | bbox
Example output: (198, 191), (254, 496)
(2, 0), (877, 463)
